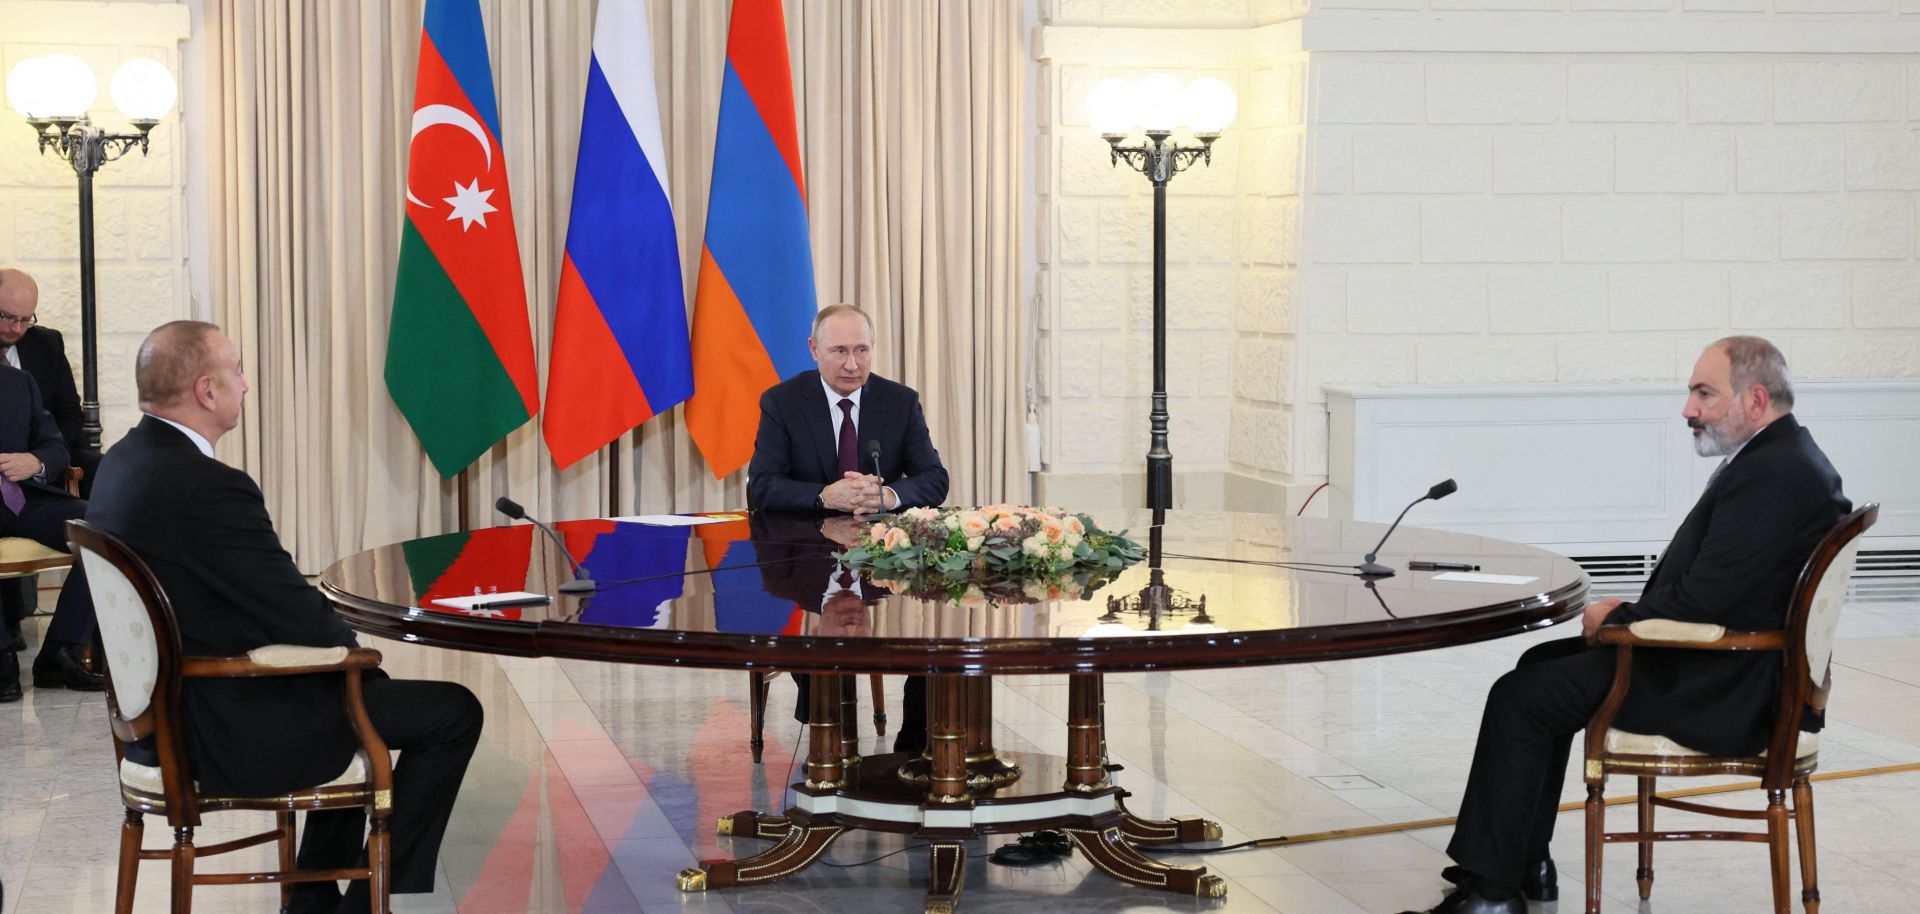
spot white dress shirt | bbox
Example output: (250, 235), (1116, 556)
(152, 415), (215, 459)
(3, 345), (18, 370)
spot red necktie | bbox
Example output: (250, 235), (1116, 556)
(837, 398), (859, 475)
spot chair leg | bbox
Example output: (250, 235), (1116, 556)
(169, 826), (195, 914)
(1767, 788), (1792, 914)
(1793, 777), (1820, 914)
(869, 673), (886, 736)
(1636, 775), (1656, 900)
(368, 817), (392, 914)
(1585, 782), (1606, 914)
(748, 671), (768, 764)
(275, 811), (296, 913)
(114, 809), (143, 914)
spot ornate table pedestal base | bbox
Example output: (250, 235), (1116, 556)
(677, 673), (1225, 913)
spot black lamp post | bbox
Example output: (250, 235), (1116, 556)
(9, 54), (177, 454)
(1088, 75), (1235, 513)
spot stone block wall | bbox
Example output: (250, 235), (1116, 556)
(0, 1), (193, 446)
(1037, 0), (1920, 508)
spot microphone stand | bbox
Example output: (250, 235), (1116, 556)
(495, 497), (597, 594)
(1358, 479), (1458, 578)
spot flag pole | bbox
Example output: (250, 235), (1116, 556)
(608, 443), (622, 517)
(457, 467), (471, 531)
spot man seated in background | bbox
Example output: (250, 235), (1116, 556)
(1405, 337), (1850, 914)
(88, 321), (482, 914)
(0, 362), (99, 701)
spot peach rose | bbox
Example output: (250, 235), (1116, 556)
(1040, 519), (1066, 544)
(883, 527), (912, 551)
(870, 523), (890, 541)
(1065, 515), (1086, 536)
(960, 512), (991, 538)
(993, 515), (1022, 532)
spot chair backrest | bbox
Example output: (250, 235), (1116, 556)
(66, 520), (197, 815)
(1767, 503), (1877, 780)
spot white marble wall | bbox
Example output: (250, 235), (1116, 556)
(1035, 0), (1920, 510)
(0, 0), (192, 447)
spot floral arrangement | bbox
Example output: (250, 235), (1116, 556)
(838, 505), (1144, 582)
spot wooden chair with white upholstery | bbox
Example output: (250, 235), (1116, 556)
(1581, 502), (1878, 914)
(66, 519), (397, 914)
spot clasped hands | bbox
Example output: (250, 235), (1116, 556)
(819, 471), (893, 515)
(1582, 597), (1624, 643)
(0, 452), (43, 483)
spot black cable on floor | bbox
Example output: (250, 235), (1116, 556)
(1144, 836), (1286, 854)
(819, 843), (930, 867)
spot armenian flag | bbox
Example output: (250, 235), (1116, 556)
(542, 0), (693, 469)
(386, 0), (540, 478)
(683, 0), (818, 478)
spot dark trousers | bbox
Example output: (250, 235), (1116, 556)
(0, 489), (94, 647)
(1447, 637), (1616, 893)
(289, 678), (483, 914)
(793, 673), (927, 754)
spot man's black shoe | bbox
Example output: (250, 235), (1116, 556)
(0, 650), (21, 702)
(1399, 885), (1525, 914)
(31, 643), (104, 691)
(1441, 859), (1557, 902)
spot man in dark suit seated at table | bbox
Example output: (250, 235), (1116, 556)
(1403, 336), (1850, 914)
(89, 320), (483, 914)
(747, 304), (947, 752)
(0, 363), (101, 701)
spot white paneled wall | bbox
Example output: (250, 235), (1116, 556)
(1036, 0), (1920, 513)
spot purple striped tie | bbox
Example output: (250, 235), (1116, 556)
(837, 399), (860, 475)
(1, 477), (23, 515)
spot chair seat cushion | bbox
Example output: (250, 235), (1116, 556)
(1606, 729), (1818, 759)
(120, 751), (370, 798)
(0, 537), (69, 571)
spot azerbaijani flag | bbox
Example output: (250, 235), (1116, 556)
(386, 0), (541, 478)
(542, 0), (693, 469)
(683, 0), (817, 479)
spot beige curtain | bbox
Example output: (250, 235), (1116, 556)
(204, 0), (1027, 571)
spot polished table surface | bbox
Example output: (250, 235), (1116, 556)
(322, 509), (1587, 911)
(320, 509), (1589, 673)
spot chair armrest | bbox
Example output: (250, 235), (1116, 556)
(63, 466), (83, 497)
(180, 646), (384, 678)
(1593, 622), (1784, 651)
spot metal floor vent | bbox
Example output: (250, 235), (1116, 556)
(1570, 550), (1920, 605)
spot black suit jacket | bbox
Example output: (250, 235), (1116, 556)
(11, 326), (82, 453)
(0, 365), (72, 497)
(1606, 413), (1850, 757)
(88, 415), (362, 796)
(747, 370), (948, 512)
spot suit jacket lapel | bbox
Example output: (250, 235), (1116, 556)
(1647, 413), (1803, 588)
(797, 375), (838, 481)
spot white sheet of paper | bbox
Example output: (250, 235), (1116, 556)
(429, 591), (550, 611)
(609, 514), (737, 526)
(1431, 572), (1539, 586)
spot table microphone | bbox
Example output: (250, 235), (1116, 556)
(1357, 478), (1458, 578)
(494, 496), (596, 593)
(866, 439), (893, 513)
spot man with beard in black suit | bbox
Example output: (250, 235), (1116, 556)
(1404, 336), (1850, 914)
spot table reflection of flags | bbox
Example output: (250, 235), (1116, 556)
(401, 526), (536, 619)
(695, 519), (808, 635)
(560, 520), (694, 628)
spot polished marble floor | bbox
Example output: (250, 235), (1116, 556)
(5, 585), (1920, 914)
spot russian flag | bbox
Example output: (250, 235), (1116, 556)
(542, 0), (694, 469)
(683, 0), (818, 479)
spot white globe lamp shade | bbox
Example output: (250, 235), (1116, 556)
(1133, 74), (1183, 132)
(1181, 77), (1237, 134)
(1086, 77), (1137, 135)
(8, 54), (98, 119)
(6, 57), (50, 118)
(110, 58), (176, 121)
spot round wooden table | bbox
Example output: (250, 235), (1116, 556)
(321, 509), (1587, 913)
